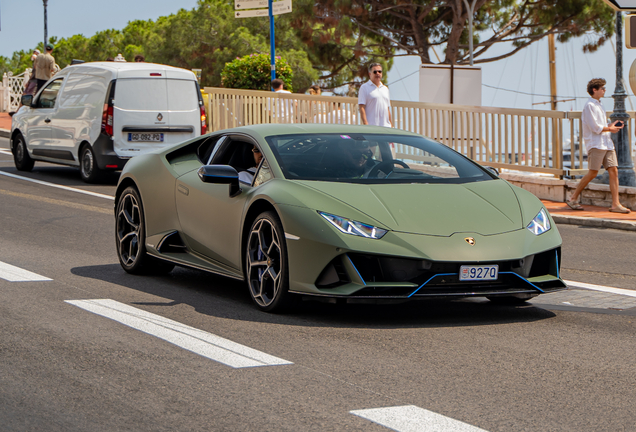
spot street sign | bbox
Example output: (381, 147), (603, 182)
(602, 0), (636, 11)
(235, 0), (268, 10)
(234, 0), (292, 18)
(235, 8), (269, 18)
(272, 0), (292, 15)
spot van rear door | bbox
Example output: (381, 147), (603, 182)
(112, 77), (199, 158)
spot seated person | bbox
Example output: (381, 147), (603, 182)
(331, 140), (379, 179)
(238, 145), (263, 184)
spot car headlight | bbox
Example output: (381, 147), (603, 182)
(319, 211), (388, 239)
(527, 208), (551, 235)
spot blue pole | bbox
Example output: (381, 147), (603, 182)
(269, 0), (275, 90)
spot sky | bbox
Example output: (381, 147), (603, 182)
(2, 0), (636, 111)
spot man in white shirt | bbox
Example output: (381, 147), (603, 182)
(271, 78), (294, 123)
(358, 63), (392, 127)
(567, 78), (629, 213)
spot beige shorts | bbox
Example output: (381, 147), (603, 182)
(587, 148), (618, 171)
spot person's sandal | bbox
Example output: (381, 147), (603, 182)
(566, 200), (584, 210)
(609, 206), (631, 214)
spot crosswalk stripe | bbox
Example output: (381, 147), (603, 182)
(565, 280), (636, 298)
(0, 260), (51, 282)
(350, 405), (489, 432)
(65, 299), (293, 368)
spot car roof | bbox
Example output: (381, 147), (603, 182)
(62, 62), (196, 80)
(219, 124), (422, 139)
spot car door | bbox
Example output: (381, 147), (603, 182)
(174, 136), (258, 270)
(25, 78), (63, 153)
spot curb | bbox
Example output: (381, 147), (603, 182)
(552, 214), (636, 231)
(0, 129), (9, 138)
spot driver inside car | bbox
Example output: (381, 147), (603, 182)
(336, 140), (383, 178)
(238, 145), (263, 184)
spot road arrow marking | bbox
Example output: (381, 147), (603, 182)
(66, 299), (293, 368)
(351, 405), (489, 432)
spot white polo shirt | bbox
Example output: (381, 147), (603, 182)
(581, 97), (614, 152)
(358, 80), (391, 127)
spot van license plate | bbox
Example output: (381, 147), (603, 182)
(459, 265), (498, 281)
(128, 133), (164, 142)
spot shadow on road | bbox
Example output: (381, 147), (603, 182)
(71, 263), (556, 329)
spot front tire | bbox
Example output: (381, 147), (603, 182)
(115, 186), (174, 275)
(13, 133), (34, 172)
(245, 211), (292, 312)
(80, 145), (102, 183)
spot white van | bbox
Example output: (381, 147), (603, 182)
(10, 62), (206, 182)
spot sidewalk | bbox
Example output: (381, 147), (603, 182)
(1, 111), (636, 230)
(541, 199), (636, 231)
(0, 112), (10, 137)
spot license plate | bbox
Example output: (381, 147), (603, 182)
(459, 265), (498, 281)
(128, 133), (164, 142)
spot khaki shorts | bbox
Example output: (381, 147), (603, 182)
(587, 148), (618, 171)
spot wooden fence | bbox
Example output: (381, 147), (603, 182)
(203, 87), (634, 178)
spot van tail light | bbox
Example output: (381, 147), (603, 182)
(102, 103), (114, 136)
(102, 80), (116, 137)
(200, 104), (207, 135)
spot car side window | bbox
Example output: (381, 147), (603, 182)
(36, 79), (64, 109)
(253, 159), (273, 187)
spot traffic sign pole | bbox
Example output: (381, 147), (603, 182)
(269, 0), (276, 89)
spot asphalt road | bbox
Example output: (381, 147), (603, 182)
(1, 136), (635, 432)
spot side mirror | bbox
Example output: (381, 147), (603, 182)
(21, 94), (33, 107)
(198, 165), (242, 197)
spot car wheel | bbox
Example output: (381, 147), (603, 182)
(245, 211), (293, 312)
(13, 133), (34, 172)
(115, 186), (174, 275)
(80, 145), (102, 183)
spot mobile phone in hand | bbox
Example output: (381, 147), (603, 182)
(615, 121), (624, 127)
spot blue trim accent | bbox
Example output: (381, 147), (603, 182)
(345, 254), (366, 286)
(500, 272), (546, 293)
(408, 273), (457, 298)
(407, 271), (546, 297)
(555, 250), (560, 279)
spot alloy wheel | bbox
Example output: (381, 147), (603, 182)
(246, 218), (283, 308)
(116, 192), (141, 267)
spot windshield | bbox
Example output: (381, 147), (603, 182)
(265, 133), (494, 184)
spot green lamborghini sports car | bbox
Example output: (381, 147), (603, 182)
(114, 124), (566, 312)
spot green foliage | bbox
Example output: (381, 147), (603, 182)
(301, 0), (616, 65)
(221, 53), (293, 91)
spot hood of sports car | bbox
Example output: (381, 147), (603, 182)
(297, 179), (523, 236)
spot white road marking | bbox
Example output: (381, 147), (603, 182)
(0, 260), (51, 282)
(0, 170), (114, 200)
(65, 299), (293, 368)
(565, 280), (636, 298)
(351, 405), (489, 432)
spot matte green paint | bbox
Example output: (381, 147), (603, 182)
(116, 124), (564, 299)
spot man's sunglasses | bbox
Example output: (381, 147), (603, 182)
(252, 148), (261, 153)
(372, 70), (383, 74)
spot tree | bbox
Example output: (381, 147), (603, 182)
(221, 53), (294, 91)
(301, 0), (616, 65)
